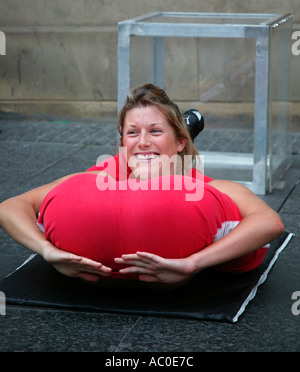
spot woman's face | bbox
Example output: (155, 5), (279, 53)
(122, 105), (186, 180)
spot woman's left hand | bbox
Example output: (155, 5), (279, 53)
(114, 252), (197, 284)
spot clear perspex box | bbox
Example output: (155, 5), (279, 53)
(118, 12), (294, 194)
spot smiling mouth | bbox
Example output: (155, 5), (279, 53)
(134, 153), (159, 161)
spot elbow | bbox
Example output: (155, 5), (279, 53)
(255, 210), (285, 242)
(0, 197), (20, 226)
(0, 200), (6, 226)
(270, 213), (285, 240)
(278, 218), (285, 236)
(0, 199), (11, 227)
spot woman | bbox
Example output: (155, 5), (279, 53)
(0, 84), (284, 285)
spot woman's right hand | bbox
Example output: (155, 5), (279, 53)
(42, 241), (112, 282)
(0, 174), (113, 283)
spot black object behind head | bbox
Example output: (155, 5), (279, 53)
(182, 109), (205, 141)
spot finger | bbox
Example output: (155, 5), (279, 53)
(115, 253), (157, 267)
(114, 255), (154, 267)
(77, 272), (101, 282)
(114, 258), (149, 269)
(77, 267), (112, 277)
(114, 257), (127, 264)
(66, 260), (112, 276)
(138, 274), (160, 283)
(57, 251), (104, 270)
(63, 254), (83, 262)
(74, 256), (113, 272)
(99, 265), (113, 273)
(136, 252), (182, 271)
(136, 251), (163, 263)
(76, 256), (101, 267)
(118, 252), (155, 264)
(45, 249), (83, 264)
(77, 263), (112, 275)
(118, 266), (158, 275)
(115, 254), (139, 261)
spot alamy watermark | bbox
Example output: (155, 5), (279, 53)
(0, 31), (6, 55)
(0, 291), (6, 316)
(94, 148), (205, 202)
(291, 291), (300, 316)
(0, 30), (298, 57)
(292, 31), (300, 56)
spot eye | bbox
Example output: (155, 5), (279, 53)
(126, 129), (138, 136)
(151, 128), (161, 134)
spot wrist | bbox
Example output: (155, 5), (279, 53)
(40, 239), (56, 260)
(184, 254), (204, 275)
(188, 250), (212, 274)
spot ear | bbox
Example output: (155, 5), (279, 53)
(177, 137), (187, 153)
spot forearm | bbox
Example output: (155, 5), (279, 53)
(0, 197), (52, 256)
(190, 211), (284, 273)
(0, 196), (113, 281)
(0, 173), (82, 256)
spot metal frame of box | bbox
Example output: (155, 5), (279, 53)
(117, 12), (294, 194)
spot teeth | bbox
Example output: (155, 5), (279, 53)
(135, 153), (158, 160)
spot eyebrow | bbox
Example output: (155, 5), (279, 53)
(127, 123), (161, 127)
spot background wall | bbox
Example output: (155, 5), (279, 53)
(0, 0), (299, 128)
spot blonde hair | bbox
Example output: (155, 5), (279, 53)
(118, 84), (199, 175)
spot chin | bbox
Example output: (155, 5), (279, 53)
(129, 157), (177, 180)
(132, 169), (158, 181)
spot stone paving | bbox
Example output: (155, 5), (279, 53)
(0, 113), (299, 352)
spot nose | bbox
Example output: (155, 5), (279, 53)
(138, 130), (151, 148)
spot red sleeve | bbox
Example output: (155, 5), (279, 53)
(85, 154), (132, 181)
(85, 155), (117, 173)
(189, 168), (214, 183)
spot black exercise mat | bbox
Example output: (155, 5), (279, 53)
(0, 232), (293, 322)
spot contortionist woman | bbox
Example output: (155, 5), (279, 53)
(0, 84), (284, 285)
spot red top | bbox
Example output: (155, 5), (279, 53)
(85, 154), (214, 184)
(37, 155), (268, 278)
